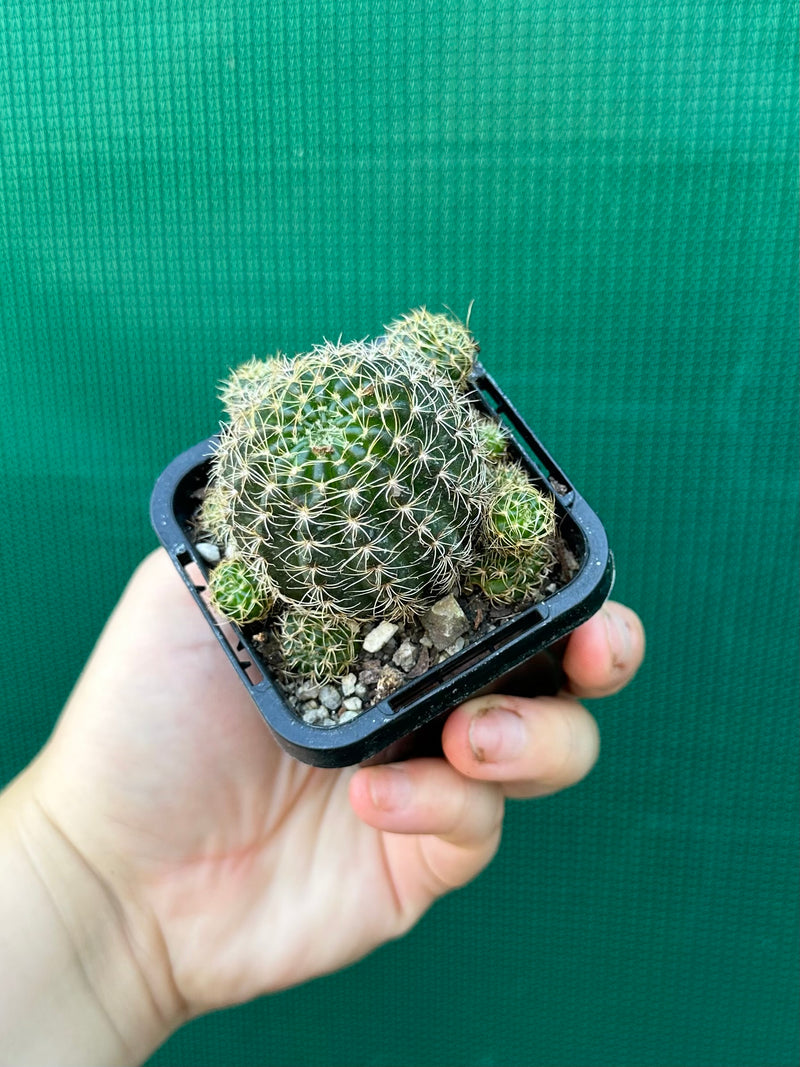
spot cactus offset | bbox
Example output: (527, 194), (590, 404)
(208, 557), (274, 624)
(278, 608), (360, 680)
(467, 543), (556, 605)
(484, 462), (556, 552)
(475, 416), (509, 461)
(383, 307), (478, 388)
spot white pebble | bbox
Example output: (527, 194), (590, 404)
(301, 703), (327, 725)
(195, 541), (221, 564)
(318, 685), (342, 711)
(392, 640), (418, 672)
(295, 681), (321, 701)
(362, 621), (399, 653)
(443, 636), (466, 656)
(341, 696), (363, 712)
(340, 673), (358, 697)
(338, 709), (360, 724)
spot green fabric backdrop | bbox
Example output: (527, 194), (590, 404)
(1, 2), (797, 1065)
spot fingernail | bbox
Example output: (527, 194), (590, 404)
(469, 707), (526, 763)
(604, 608), (632, 669)
(368, 766), (412, 811)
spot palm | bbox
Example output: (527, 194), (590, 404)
(46, 554), (447, 1011)
(34, 552), (641, 1032)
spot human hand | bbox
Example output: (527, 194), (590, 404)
(5, 549), (644, 1062)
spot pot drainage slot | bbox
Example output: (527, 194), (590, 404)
(387, 605), (546, 711)
(178, 551), (264, 685)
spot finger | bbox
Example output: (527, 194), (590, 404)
(349, 759), (503, 845)
(349, 759), (504, 894)
(562, 601), (645, 699)
(441, 694), (600, 799)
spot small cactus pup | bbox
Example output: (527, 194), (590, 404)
(278, 608), (360, 680)
(483, 462), (556, 553)
(382, 306), (478, 388)
(208, 557), (274, 624)
(196, 309), (558, 688)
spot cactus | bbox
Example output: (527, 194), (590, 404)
(466, 543), (556, 605)
(208, 557), (274, 624)
(199, 309), (558, 682)
(278, 608), (360, 680)
(201, 336), (488, 623)
(484, 462), (556, 551)
(475, 416), (509, 461)
(383, 307), (478, 388)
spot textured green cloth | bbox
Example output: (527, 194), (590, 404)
(1, 2), (797, 1065)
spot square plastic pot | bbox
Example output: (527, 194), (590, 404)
(150, 363), (614, 768)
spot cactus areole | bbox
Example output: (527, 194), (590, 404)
(151, 308), (615, 766)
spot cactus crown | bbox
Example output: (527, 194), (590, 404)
(199, 309), (558, 684)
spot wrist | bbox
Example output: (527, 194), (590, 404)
(0, 765), (183, 1066)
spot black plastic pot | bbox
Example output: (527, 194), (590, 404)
(150, 363), (614, 768)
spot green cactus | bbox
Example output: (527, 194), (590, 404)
(278, 608), (360, 680)
(201, 336), (488, 624)
(199, 309), (559, 682)
(484, 463), (556, 551)
(218, 354), (287, 422)
(383, 307), (478, 388)
(208, 557), (274, 624)
(475, 416), (509, 461)
(466, 543), (556, 605)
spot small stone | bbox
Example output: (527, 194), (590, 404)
(295, 680), (322, 702)
(338, 709), (360, 724)
(358, 664), (382, 687)
(318, 685), (342, 711)
(420, 634), (433, 648)
(392, 639), (419, 672)
(301, 702), (327, 725)
(354, 683), (368, 698)
(443, 636), (466, 656)
(407, 644), (432, 678)
(363, 621), (399, 653)
(195, 541), (221, 564)
(340, 673), (357, 697)
(421, 594), (469, 651)
(341, 696), (363, 712)
(375, 666), (404, 702)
